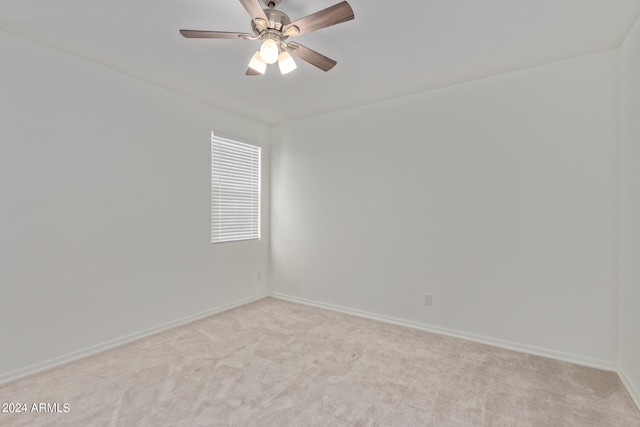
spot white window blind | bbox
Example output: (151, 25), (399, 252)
(211, 133), (261, 244)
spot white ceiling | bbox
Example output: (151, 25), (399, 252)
(1, 0), (639, 124)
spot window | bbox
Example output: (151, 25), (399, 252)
(211, 132), (261, 244)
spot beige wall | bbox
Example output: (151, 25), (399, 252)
(0, 31), (270, 381)
(271, 50), (619, 367)
(619, 14), (640, 407)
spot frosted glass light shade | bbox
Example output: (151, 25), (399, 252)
(260, 38), (279, 64)
(278, 51), (297, 75)
(248, 51), (267, 74)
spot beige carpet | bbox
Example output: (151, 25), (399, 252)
(1, 297), (638, 426)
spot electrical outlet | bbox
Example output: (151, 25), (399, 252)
(424, 294), (432, 306)
(257, 272), (262, 282)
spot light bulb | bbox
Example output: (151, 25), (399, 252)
(260, 38), (279, 64)
(278, 51), (297, 75)
(248, 51), (267, 74)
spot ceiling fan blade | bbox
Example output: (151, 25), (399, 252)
(283, 1), (354, 37)
(239, 0), (270, 28)
(246, 67), (263, 76)
(180, 30), (253, 39)
(286, 42), (337, 72)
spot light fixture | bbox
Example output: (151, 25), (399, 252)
(259, 38), (279, 64)
(248, 51), (267, 74)
(277, 51), (297, 75)
(180, 0), (355, 77)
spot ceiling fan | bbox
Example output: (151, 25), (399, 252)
(180, 0), (354, 76)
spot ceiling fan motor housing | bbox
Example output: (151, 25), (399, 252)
(252, 8), (291, 34)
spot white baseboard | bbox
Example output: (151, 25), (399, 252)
(618, 368), (640, 411)
(0, 293), (269, 385)
(272, 293), (618, 372)
(4, 290), (635, 410)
